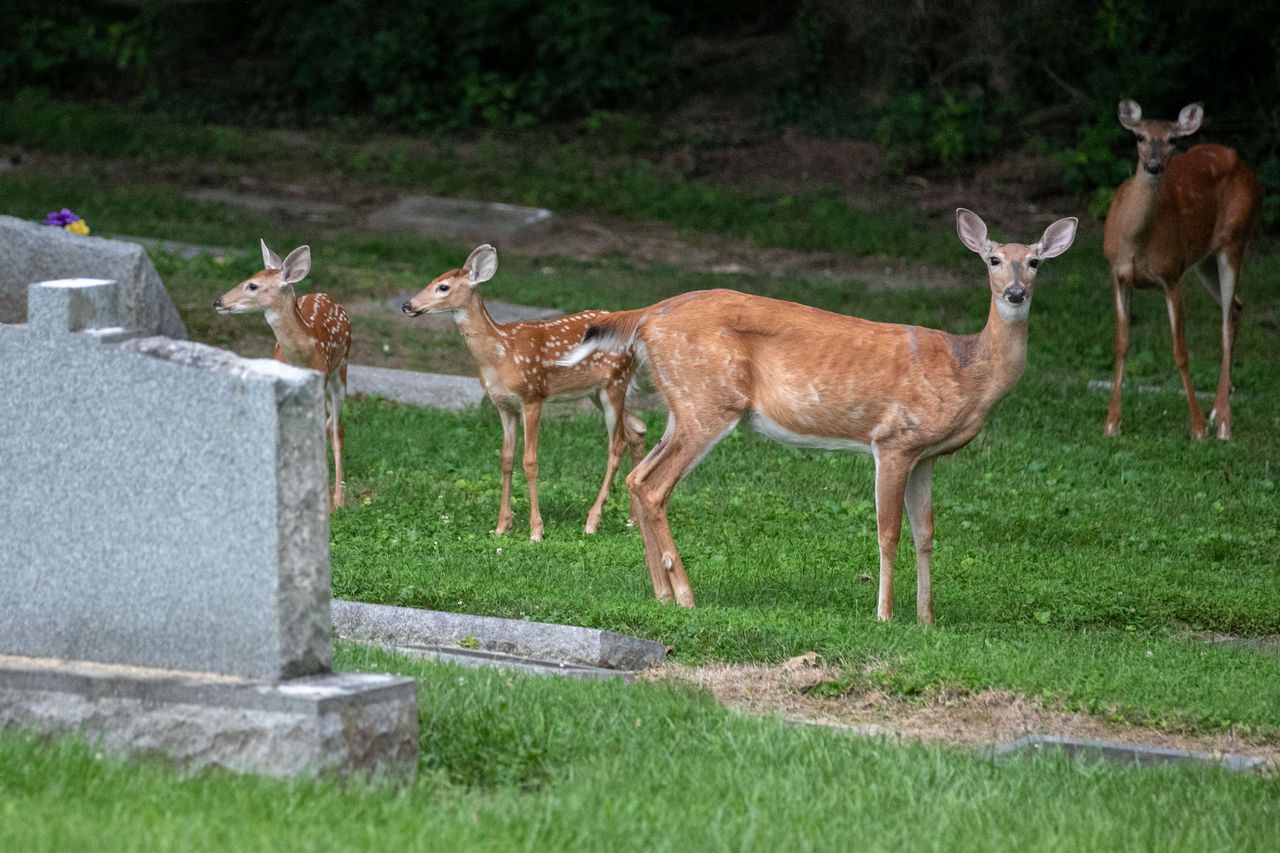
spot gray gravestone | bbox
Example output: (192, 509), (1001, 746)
(365, 194), (556, 244)
(0, 280), (418, 779)
(346, 365), (487, 410)
(0, 216), (186, 338)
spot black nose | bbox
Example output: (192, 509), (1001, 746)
(1144, 159), (1163, 175)
(1005, 286), (1027, 304)
(212, 298), (221, 310)
(401, 301), (414, 315)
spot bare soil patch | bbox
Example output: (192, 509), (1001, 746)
(525, 215), (970, 291)
(5, 145), (972, 290)
(647, 658), (1280, 768)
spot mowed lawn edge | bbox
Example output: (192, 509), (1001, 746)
(1, 644), (1278, 853)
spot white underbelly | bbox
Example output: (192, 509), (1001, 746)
(750, 412), (871, 454)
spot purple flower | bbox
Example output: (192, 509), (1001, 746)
(43, 208), (81, 227)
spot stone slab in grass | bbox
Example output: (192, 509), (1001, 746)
(0, 655), (417, 780)
(1202, 634), (1280, 657)
(374, 644), (636, 682)
(111, 234), (247, 262)
(989, 735), (1264, 772)
(0, 215), (186, 338)
(347, 364), (486, 410)
(333, 599), (666, 671)
(187, 188), (346, 221)
(366, 194), (556, 245)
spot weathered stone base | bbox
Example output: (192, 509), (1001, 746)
(0, 654), (419, 781)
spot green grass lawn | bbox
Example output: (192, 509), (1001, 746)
(3, 120), (1280, 849)
(3, 161), (1279, 733)
(1, 645), (1278, 853)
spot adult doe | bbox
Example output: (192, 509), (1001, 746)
(1103, 100), (1262, 440)
(561, 210), (1077, 623)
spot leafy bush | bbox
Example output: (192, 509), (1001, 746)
(781, 0), (1280, 210)
(1, 1), (680, 130)
(0, 3), (146, 95)
(875, 89), (1003, 171)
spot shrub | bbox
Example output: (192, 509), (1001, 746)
(1, 1), (680, 130)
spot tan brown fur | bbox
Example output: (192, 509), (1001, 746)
(403, 245), (644, 540)
(564, 210), (1076, 623)
(214, 242), (351, 509)
(1103, 100), (1263, 440)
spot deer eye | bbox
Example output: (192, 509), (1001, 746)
(1028, 258), (1039, 269)
(989, 257), (1001, 267)
(437, 284), (451, 293)
(247, 283), (259, 291)
(1136, 134), (1147, 143)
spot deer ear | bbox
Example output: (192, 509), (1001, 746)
(1175, 102), (1203, 137)
(281, 245), (311, 285)
(464, 244), (498, 286)
(1034, 217), (1078, 260)
(260, 239), (283, 270)
(1118, 99), (1143, 131)
(955, 208), (991, 256)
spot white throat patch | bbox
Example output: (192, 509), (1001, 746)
(995, 297), (1031, 323)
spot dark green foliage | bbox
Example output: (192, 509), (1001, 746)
(0, 2), (147, 96)
(875, 89), (1004, 170)
(250, 0), (678, 127)
(783, 0), (1280, 215)
(1, 1), (679, 129)
(5, 0), (1280, 216)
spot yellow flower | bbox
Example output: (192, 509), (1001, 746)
(64, 220), (90, 236)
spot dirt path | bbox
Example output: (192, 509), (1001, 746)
(7, 145), (972, 290)
(520, 214), (970, 290)
(647, 658), (1280, 769)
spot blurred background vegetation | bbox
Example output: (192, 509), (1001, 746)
(3, 0), (1279, 224)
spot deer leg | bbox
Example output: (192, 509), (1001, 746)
(627, 414), (677, 601)
(1104, 275), (1132, 437)
(627, 411), (739, 607)
(522, 401), (544, 541)
(904, 457), (935, 625)
(495, 406), (517, 536)
(873, 449), (913, 621)
(1164, 284), (1207, 440)
(585, 385), (628, 534)
(622, 408), (647, 527)
(328, 373), (346, 510)
(1212, 250), (1243, 440)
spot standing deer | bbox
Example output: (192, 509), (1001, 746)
(1103, 100), (1263, 440)
(401, 244), (645, 541)
(214, 240), (351, 509)
(560, 210), (1077, 623)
